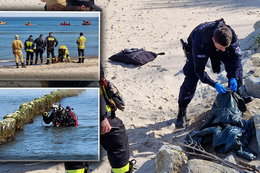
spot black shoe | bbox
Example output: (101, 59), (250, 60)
(127, 159), (137, 173)
(16, 63), (19, 68)
(77, 59), (82, 63)
(243, 96), (254, 104)
(82, 58), (85, 63)
(175, 107), (187, 128)
(22, 63), (26, 68)
(84, 163), (89, 173)
(46, 60), (50, 65)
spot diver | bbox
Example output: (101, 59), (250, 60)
(42, 103), (78, 127)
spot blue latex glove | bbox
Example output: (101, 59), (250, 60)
(214, 83), (227, 94)
(230, 78), (238, 92)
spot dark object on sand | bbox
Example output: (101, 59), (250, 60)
(109, 48), (165, 66)
(187, 92), (256, 161)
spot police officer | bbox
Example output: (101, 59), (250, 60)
(24, 35), (35, 65)
(176, 19), (253, 128)
(34, 34), (45, 64)
(45, 32), (58, 64)
(76, 32), (87, 63)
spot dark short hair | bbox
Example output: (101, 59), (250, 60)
(80, 32), (84, 36)
(67, 0), (94, 6)
(213, 26), (232, 47)
(49, 32), (53, 35)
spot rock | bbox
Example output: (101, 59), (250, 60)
(240, 28), (260, 51)
(243, 99), (260, 120)
(244, 76), (260, 98)
(155, 145), (188, 173)
(252, 53), (260, 66)
(254, 68), (260, 77)
(181, 159), (239, 173)
(253, 114), (260, 152)
(254, 21), (260, 30)
(224, 155), (236, 164)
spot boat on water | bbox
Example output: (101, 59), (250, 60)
(82, 20), (91, 25)
(0, 21), (6, 25)
(25, 21), (32, 26)
(60, 22), (70, 26)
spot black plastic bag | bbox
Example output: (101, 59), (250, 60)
(109, 48), (165, 66)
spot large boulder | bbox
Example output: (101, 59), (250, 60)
(155, 145), (188, 173)
(244, 76), (260, 98)
(254, 21), (260, 30)
(243, 99), (260, 120)
(181, 159), (239, 173)
(252, 53), (260, 66)
(240, 28), (260, 51)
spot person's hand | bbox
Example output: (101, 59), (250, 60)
(230, 78), (238, 92)
(214, 83), (227, 94)
(100, 118), (112, 135)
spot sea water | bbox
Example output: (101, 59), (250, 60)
(0, 17), (99, 65)
(0, 89), (99, 161)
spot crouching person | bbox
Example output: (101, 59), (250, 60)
(42, 103), (78, 127)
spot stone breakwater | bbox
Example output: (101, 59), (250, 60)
(0, 89), (85, 144)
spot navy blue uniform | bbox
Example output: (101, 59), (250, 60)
(178, 19), (243, 108)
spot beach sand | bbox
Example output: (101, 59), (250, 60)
(0, 57), (99, 81)
(0, 0), (260, 173)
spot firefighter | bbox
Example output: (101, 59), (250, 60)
(45, 32), (58, 64)
(58, 45), (70, 62)
(100, 74), (136, 173)
(34, 34), (45, 64)
(24, 35), (35, 65)
(76, 32), (86, 63)
(12, 35), (26, 68)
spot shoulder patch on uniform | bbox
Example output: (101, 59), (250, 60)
(197, 54), (207, 58)
(235, 47), (241, 56)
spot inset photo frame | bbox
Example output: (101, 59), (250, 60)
(0, 88), (99, 161)
(0, 11), (100, 81)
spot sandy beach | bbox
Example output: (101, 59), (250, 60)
(0, 0), (260, 173)
(0, 57), (99, 81)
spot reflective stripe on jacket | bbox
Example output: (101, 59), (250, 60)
(24, 38), (35, 52)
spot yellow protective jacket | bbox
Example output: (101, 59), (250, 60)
(76, 36), (86, 49)
(12, 40), (23, 51)
(58, 45), (70, 61)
